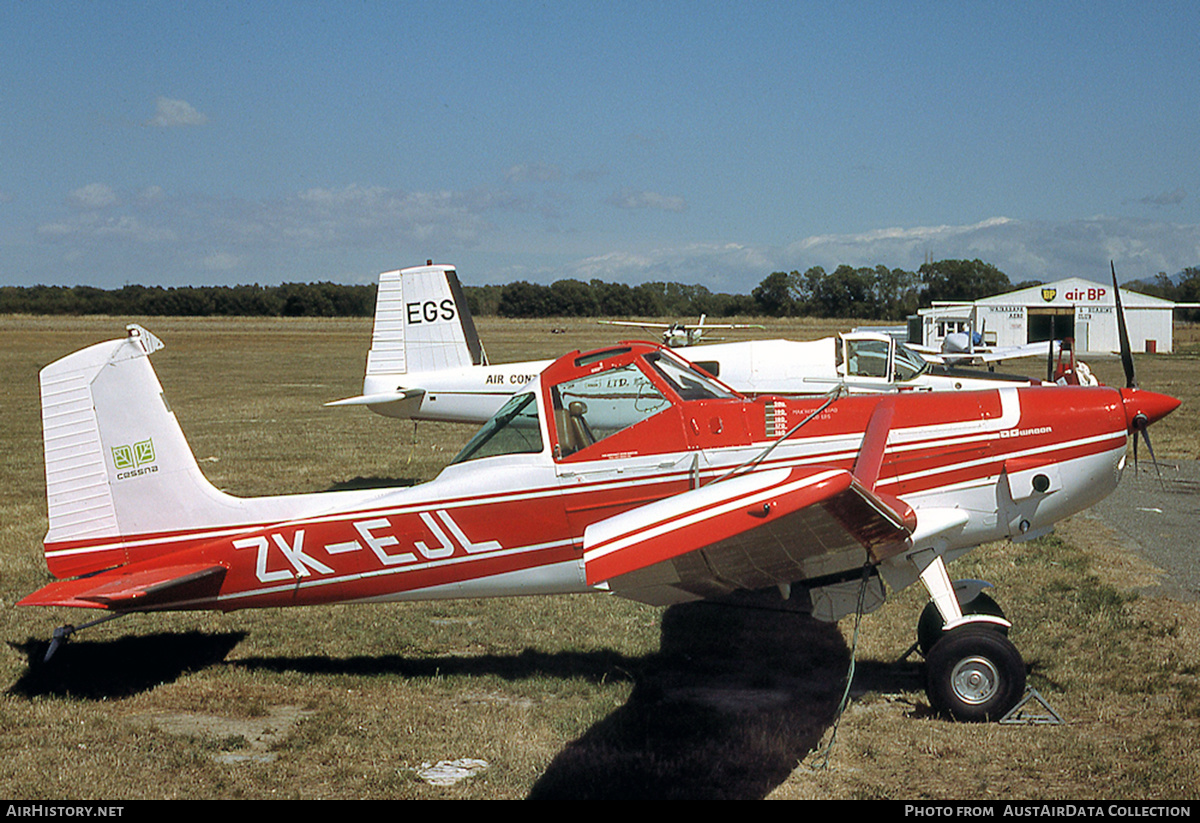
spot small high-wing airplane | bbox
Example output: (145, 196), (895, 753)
(598, 315), (765, 348)
(328, 263), (1058, 425)
(909, 320), (1062, 369)
(18, 273), (1179, 721)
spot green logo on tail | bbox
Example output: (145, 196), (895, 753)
(112, 439), (156, 474)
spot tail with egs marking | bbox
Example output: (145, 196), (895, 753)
(325, 263), (487, 418)
(365, 263), (486, 380)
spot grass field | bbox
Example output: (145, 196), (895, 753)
(1, 314), (1198, 800)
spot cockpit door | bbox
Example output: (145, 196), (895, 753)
(547, 360), (695, 532)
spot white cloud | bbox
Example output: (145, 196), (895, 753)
(505, 163), (562, 184)
(139, 186), (167, 203)
(272, 185), (495, 247)
(147, 97), (208, 128)
(38, 212), (176, 244)
(26, 173), (1200, 292)
(38, 183), (496, 265)
(607, 189), (687, 213)
(564, 243), (775, 291)
(1136, 187), (1187, 207)
(201, 252), (241, 271)
(550, 216), (1200, 291)
(69, 183), (119, 209)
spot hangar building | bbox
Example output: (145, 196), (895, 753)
(912, 277), (1179, 355)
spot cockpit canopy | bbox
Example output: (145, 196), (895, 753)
(451, 342), (743, 465)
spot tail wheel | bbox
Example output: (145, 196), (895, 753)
(924, 624), (1026, 722)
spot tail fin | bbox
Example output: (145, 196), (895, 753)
(364, 263), (487, 381)
(39, 325), (246, 578)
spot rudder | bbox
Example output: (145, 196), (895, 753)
(364, 263), (487, 382)
(40, 325), (246, 578)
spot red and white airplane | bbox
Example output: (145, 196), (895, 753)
(18, 297), (1178, 722)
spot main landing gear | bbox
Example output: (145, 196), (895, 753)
(916, 558), (1027, 722)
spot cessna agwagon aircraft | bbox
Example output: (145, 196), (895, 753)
(18, 282), (1178, 720)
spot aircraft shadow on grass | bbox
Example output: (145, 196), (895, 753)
(8, 595), (926, 800)
(527, 596), (918, 800)
(8, 631), (248, 700)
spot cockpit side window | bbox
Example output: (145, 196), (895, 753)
(551, 364), (671, 457)
(450, 392), (543, 464)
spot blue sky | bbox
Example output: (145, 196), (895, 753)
(3, 1), (1198, 293)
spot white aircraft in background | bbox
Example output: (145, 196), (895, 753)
(327, 264), (1059, 425)
(598, 316), (765, 348)
(909, 323), (1061, 369)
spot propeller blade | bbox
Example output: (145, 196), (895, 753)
(1138, 423), (1166, 490)
(1047, 338), (1055, 382)
(1111, 261), (1136, 388)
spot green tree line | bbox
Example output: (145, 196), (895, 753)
(487, 259), (1019, 319)
(1129, 267), (1200, 322)
(0, 282), (377, 317)
(7, 258), (1177, 320)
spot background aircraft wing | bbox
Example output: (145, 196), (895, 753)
(942, 340), (1058, 366)
(582, 466), (914, 606)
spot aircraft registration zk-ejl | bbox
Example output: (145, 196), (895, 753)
(326, 263), (1064, 426)
(18, 291), (1179, 721)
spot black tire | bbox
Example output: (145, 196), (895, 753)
(924, 624), (1026, 722)
(917, 590), (1007, 656)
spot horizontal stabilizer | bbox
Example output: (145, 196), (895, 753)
(325, 389), (421, 407)
(17, 563), (227, 611)
(583, 466), (914, 605)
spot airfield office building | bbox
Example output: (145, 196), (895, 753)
(911, 277), (1179, 355)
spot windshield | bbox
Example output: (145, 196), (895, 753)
(893, 342), (930, 381)
(450, 392), (543, 464)
(644, 351), (737, 400)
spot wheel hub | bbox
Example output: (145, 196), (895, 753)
(950, 655), (1000, 705)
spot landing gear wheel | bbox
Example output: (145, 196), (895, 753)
(917, 590), (1007, 656)
(924, 624), (1026, 722)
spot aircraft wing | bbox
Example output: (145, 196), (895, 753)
(582, 466), (914, 606)
(598, 320), (671, 329)
(17, 563), (227, 611)
(904, 343), (948, 364)
(598, 319), (765, 331)
(943, 340), (1058, 366)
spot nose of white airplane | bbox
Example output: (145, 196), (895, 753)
(1119, 387), (1181, 432)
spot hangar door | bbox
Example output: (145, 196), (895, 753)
(1027, 308), (1074, 344)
